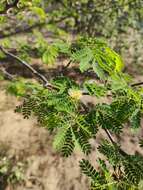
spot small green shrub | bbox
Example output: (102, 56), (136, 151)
(8, 37), (143, 189)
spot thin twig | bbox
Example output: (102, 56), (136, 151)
(104, 128), (127, 156)
(0, 67), (14, 80)
(104, 129), (115, 145)
(131, 82), (143, 87)
(0, 46), (58, 89)
(0, 46), (92, 94)
(65, 60), (72, 69)
(62, 60), (72, 73)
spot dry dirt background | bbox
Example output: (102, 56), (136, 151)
(0, 73), (143, 190)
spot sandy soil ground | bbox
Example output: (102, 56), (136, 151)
(0, 80), (143, 190)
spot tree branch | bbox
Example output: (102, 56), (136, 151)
(104, 128), (127, 156)
(65, 60), (72, 69)
(0, 67), (14, 80)
(0, 46), (58, 89)
(131, 82), (143, 87)
(104, 129), (115, 145)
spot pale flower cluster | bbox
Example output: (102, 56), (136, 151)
(68, 89), (82, 100)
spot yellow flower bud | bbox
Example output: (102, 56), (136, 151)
(68, 89), (82, 100)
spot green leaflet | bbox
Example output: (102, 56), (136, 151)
(71, 47), (93, 72)
(105, 47), (124, 72)
(42, 45), (58, 64)
(130, 109), (141, 130)
(72, 129), (92, 155)
(97, 158), (115, 189)
(123, 155), (143, 185)
(53, 125), (69, 151)
(84, 82), (107, 97)
(53, 40), (70, 54)
(30, 7), (47, 20)
(79, 159), (116, 189)
(98, 140), (122, 165)
(70, 37), (124, 79)
(7, 80), (27, 97)
(61, 128), (75, 157)
(92, 61), (107, 80)
(110, 73), (129, 92)
(79, 159), (101, 181)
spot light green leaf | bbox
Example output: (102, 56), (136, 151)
(53, 40), (70, 54)
(53, 126), (69, 151)
(92, 61), (107, 80)
(30, 7), (46, 20)
(42, 46), (58, 65)
(130, 109), (141, 129)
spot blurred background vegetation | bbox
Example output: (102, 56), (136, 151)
(0, 0), (143, 72)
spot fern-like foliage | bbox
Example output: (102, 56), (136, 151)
(34, 36), (124, 79)
(80, 159), (117, 190)
(61, 128), (75, 157)
(123, 155), (143, 185)
(80, 141), (143, 189)
(15, 77), (98, 156)
(72, 128), (92, 155)
(12, 37), (143, 189)
(98, 140), (123, 166)
(79, 159), (102, 182)
(84, 81), (107, 97)
(93, 96), (140, 134)
(70, 37), (124, 76)
(130, 109), (141, 129)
